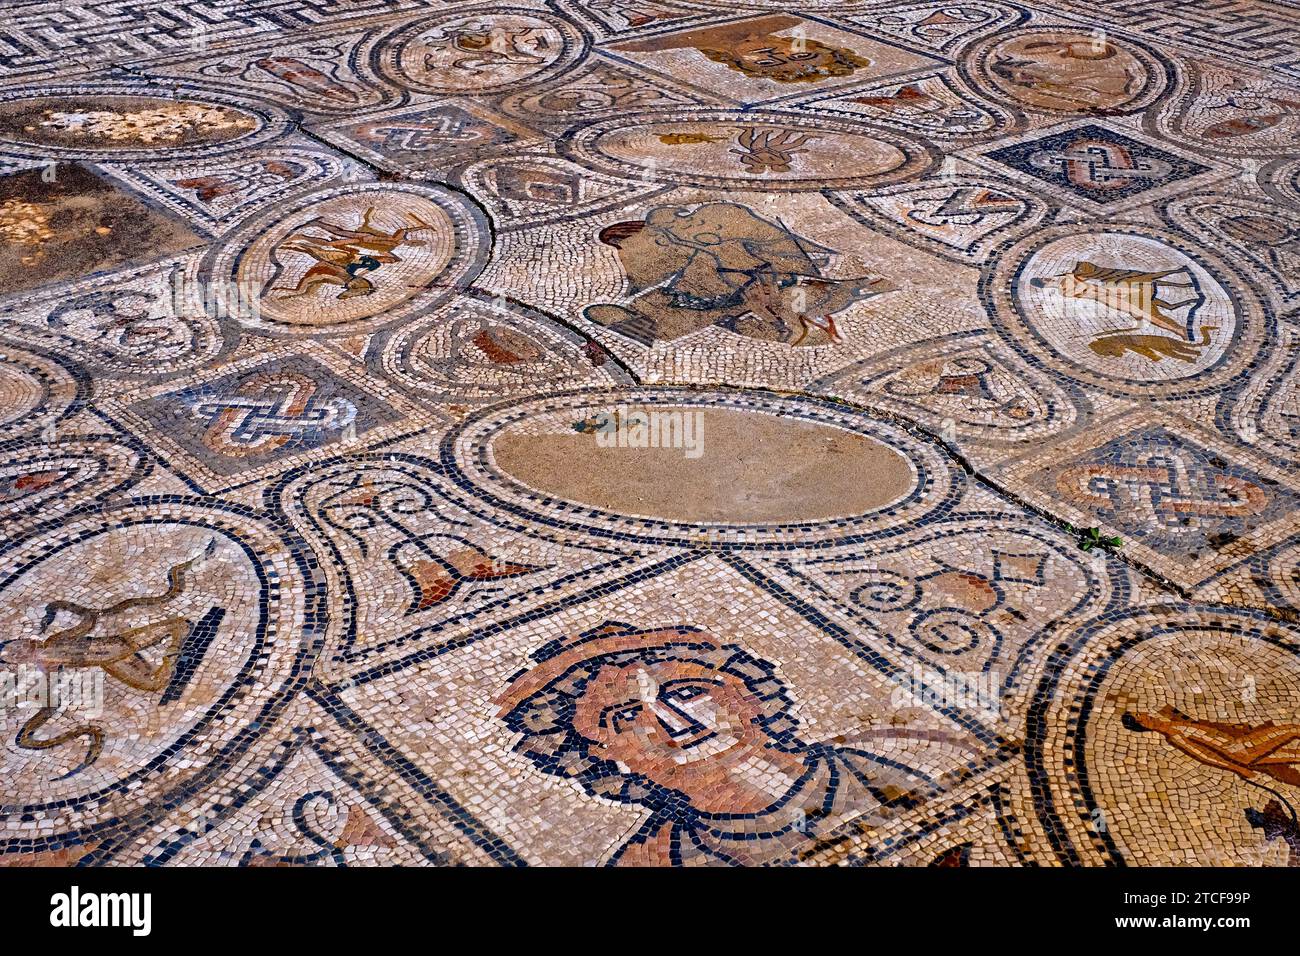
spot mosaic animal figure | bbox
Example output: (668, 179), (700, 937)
(269, 207), (433, 301)
(990, 39), (1138, 110)
(0, 540), (220, 780)
(1202, 94), (1300, 139)
(1088, 325), (1216, 363)
(1030, 260), (1202, 337)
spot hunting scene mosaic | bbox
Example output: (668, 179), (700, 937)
(0, 0), (1299, 869)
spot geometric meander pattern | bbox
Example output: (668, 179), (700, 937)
(1, 0), (1299, 868)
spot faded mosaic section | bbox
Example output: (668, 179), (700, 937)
(1, 0), (1299, 869)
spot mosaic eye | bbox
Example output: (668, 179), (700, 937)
(664, 685), (708, 702)
(612, 705), (643, 732)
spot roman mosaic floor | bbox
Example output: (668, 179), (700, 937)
(1, 0), (1299, 869)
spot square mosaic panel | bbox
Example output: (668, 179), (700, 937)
(1045, 425), (1300, 554)
(336, 554), (988, 867)
(980, 123), (1212, 205)
(1003, 416), (1300, 589)
(128, 353), (404, 477)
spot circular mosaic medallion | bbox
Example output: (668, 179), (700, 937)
(0, 85), (287, 162)
(440, 388), (958, 548)
(985, 224), (1268, 399)
(1028, 606), (1300, 866)
(564, 110), (936, 191)
(0, 501), (322, 837)
(374, 7), (587, 96)
(205, 182), (489, 337)
(380, 295), (625, 404)
(962, 27), (1168, 115)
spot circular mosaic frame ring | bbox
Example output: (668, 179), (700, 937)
(957, 25), (1172, 118)
(0, 82), (291, 164)
(439, 387), (961, 550)
(0, 499), (324, 841)
(202, 181), (491, 339)
(983, 222), (1272, 401)
(372, 6), (590, 97)
(561, 109), (939, 192)
(1025, 604), (1300, 867)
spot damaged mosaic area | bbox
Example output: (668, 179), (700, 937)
(1, 0), (1300, 867)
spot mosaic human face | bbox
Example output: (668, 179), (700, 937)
(571, 659), (770, 794)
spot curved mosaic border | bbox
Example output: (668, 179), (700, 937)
(0, 82), (292, 163)
(982, 221), (1272, 401)
(439, 387), (962, 549)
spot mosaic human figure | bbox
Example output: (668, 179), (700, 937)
(496, 621), (969, 866)
(1123, 705), (1300, 787)
(585, 202), (890, 346)
(1125, 705), (1300, 864)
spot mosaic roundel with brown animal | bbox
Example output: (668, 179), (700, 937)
(960, 25), (1170, 116)
(203, 182), (490, 337)
(0, 500), (323, 840)
(984, 223), (1270, 400)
